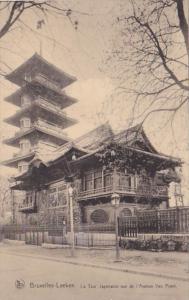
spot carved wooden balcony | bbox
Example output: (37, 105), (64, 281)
(34, 119), (68, 137)
(25, 73), (62, 93)
(19, 201), (37, 213)
(34, 97), (66, 117)
(77, 184), (168, 200)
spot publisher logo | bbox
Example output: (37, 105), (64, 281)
(15, 279), (25, 289)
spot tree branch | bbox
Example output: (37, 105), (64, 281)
(133, 15), (189, 91)
(176, 0), (189, 58)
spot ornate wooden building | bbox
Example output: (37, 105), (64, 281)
(9, 124), (182, 226)
(3, 54), (182, 226)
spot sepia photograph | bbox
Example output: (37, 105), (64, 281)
(0, 0), (189, 299)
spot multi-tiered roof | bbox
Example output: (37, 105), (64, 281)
(3, 53), (78, 169)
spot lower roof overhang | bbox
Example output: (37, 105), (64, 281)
(4, 126), (71, 147)
(10, 143), (182, 191)
(4, 103), (77, 129)
(71, 146), (182, 171)
(4, 86), (78, 109)
(12, 161), (69, 190)
(2, 152), (35, 168)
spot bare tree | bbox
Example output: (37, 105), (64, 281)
(0, 175), (11, 223)
(0, 1), (84, 76)
(108, 0), (188, 125)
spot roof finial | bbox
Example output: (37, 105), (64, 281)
(36, 19), (45, 57)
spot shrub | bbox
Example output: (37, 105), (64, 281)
(119, 238), (189, 252)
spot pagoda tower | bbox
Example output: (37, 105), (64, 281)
(3, 53), (78, 174)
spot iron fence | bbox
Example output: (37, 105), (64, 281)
(119, 207), (189, 237)
(1, 207), (189, 247)
(118, 217), (138, 237)
(1, 223), (116, 247)
(73, 223), (116, 247)
(1, 224), (67, 246)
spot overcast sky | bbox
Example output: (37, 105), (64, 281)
(0, 0), (188, 204)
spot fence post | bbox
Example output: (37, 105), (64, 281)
(177, 207), (180, 233)
(88, 224), (90, 247)
(157, 210), (160, 233)
(24, 225), (26, 243)
(62, 223), (64, 245)
(42, 227), (44, 244)
(136, 216), (138, 237)
(176, 207), (180, 233)
(37, 229), (39, 246)
(91, 232), (93, 247)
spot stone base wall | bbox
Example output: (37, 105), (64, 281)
(84, 202), (147, 224)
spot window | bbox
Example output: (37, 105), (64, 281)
(20, 119), (24, 128)
(48, 188), (58, 207)
(18, 165), (22, 173)
(19, 139), (31, 153)
(20, 117), (31, 129)
(82, 169), (113, 191)
(128, 177), (132, 187)
(104, 172), (112, 187)
(18, 161), (29, 173)
(91, 209), (109, 223)
(48, 183), (67, 207)
(119, 208), (132, 218)
(23, 191), (33, 207)
(94, 169), (102, 189)
(57, 185), (67, 206)
(22, 164), (28, 171)
(119, 174), (132, 187)
(84, 172), (93, 191)
(21, 95), (31, 107)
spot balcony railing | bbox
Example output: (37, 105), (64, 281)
(10, 118), (67, 141)
(9, 122), (67, 141)
(26, 73), (62, 93)
(17, 97), (66, 117)
(34, 119), (67, 138)
(19, 201), (36, 213)
(13, 149), (34, 158)
(78, 184), (168, 199)
(34, 97), (66, 117)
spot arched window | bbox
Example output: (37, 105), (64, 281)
(90, 209), (109, 223)
(119, 208), (132, 218)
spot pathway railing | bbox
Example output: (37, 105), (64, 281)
(119, 207), (189, 237)
(1, 207), (189, 246)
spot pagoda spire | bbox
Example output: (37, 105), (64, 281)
(36, 18), (45, 57)
(2, 53), (78, 172)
